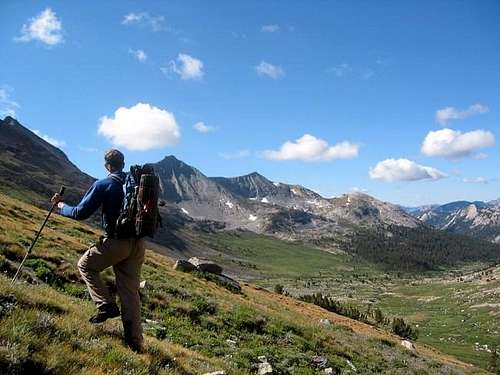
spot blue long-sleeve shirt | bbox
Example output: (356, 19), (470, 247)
(60, 172), (126, 236)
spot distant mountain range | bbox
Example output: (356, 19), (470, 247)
(403, 200), (500, 243)
(153, 154), (421, 240)
(1, 116), (499, 271)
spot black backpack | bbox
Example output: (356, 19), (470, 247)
(114, 164), (161, 239)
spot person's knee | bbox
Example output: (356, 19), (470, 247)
(77, 251), (93, 275)
(77, 255), (87, 274)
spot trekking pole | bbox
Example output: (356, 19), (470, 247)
(11, 186), (65, 285)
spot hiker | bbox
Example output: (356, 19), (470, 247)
(51, 149), (145, 352)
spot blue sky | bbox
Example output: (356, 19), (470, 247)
(1, 0), (499, 206)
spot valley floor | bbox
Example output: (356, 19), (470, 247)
(203, 232), (499, 371)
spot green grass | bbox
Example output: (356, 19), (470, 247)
(376, 277), (500, 369)
(0, 192), (488, 374)
(201, 231), (499, 372)
(203, 231), (383, 279)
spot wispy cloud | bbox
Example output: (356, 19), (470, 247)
(122, 12), (165, 32)
(193, 121), (215, 133)
(219, 150), (251, 160)
(421, 128), (495, 160)
(0, 86), (20, 117)
(369, 158), (447, 182)
(256, 61), (285, 79)
(362, 68), (375, 80)
(462, 177), (489, 184)
(162, 53), (204, 80)
(435, 103), (489, 126)
(231, 31), (248, 39)
(327, 63), (352, 77)
(128, 48), (147, 62)
(261, 134), (359, 162)
(15, 8), (63, 46)
(30, 129), (66, 148)
(261, 24), (280, 33)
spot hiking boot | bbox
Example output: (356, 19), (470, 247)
(89, 303), (120, 324)
(123, 319), (144, 353)
(126, 339), (144, 354)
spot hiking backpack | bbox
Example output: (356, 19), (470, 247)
(114, 164), (162, 239)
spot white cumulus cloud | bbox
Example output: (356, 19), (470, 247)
(163, 53), (204, 80)
(15, 8), (63, 46)
(122, 12), (164, 32)
(369, 158), (447, 182)
(261, 24), (280, 32)
(256, 61), (285, 79)
(421, 128), (495, 159)
(193, 121), (215, 133)
(261, 134), (359, 162)
(435, 103), (489, 125)
(98, 103), (180, 151)
(129, 49), (147, 62)
(30, 129), (66, 148)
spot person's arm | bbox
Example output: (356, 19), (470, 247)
(59, 182), (103, 220)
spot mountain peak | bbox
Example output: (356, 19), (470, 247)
(156, 155), (200, 172)
(241, 171), (269, 180)
(2, 115), (18, 125)
(159, 154), (181, 163)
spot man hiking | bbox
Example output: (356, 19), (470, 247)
(52, 149), (145, 352)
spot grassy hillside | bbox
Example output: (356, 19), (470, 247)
(0, 192), (491, 374)
(197, 232), (500, 371)
(377, 267), (500, 369)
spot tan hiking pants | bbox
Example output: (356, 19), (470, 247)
(78, 236), (145, 345)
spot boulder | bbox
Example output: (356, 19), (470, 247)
(215, 274), (242, 292)
(324, 369), (334, 375)
(174, 259), (197, 273)
(188, 257), (223, 274)
(312, 355), (328, 368)
(400, 339), (416, 351)
(0, 295), (17, 319)
(258, 362), (273, 374)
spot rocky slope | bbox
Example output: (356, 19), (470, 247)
(157, 155), (421, 239)
(0, 116), (95, 206)
(442, 204), (500, 243)
(407, 200), (500, 243)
